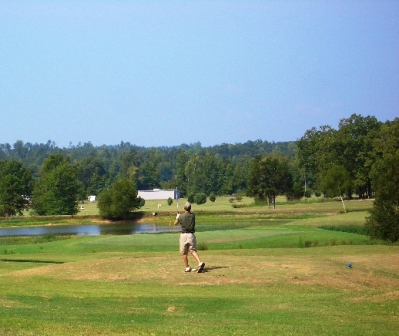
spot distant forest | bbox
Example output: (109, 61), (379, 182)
(1, 113), (397, 204)
(2, 113), (398, 242)
(0, 139), (296, 198)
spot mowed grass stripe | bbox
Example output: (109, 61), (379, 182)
(1, 246), (398, 335)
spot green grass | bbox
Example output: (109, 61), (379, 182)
(1, 201), (398, 335)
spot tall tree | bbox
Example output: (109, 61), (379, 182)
(97, 179), (142, 220)
(247, 155), (293, 209)
(0, 160), (33, 216)
(137, 149), (162, 190)
(75, 157), (108, 196)
(296, 125), (336, 193)
(335, 114), (381, 198)
(220, 163), (234, 195)
(175, 150), (189, 196)
(31, 154), (82, 215)
(318, 165), (351, 212)
(365, 118), (399, 242)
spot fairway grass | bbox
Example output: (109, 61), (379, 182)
(1, 245), (398, 335)
(1, 201), (398, 335)
(84, 196), (374, 217)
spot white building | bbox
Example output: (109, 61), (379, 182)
(138, 189), (180, 201)
(88, 195), (96, 202)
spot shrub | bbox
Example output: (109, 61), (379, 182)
(194, 193), (207, 205)
(187, 193), (195, 203)
(304, 240), (312, 248)
(97, 179), (141, 220)
(304, 190), (312, 198)
(138, 197), (145, 208)
(234, 194), (243, 202)
(167, 197), (173, 206)
(209, 193), (216, 202)
(197, 242), (208, 251)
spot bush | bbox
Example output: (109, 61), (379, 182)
(194, 193), (207, 205)
(97, 179), (141, 220)
(187, 193), (195, 203)
(197, 242), (208, 250)
(209, 193), (216, 202)
(138, 196), (145, 208)
(167, 197), (173, 206)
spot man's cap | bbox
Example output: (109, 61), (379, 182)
(184, 202), (191, 210)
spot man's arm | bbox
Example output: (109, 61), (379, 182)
(174, 213), (180, 226)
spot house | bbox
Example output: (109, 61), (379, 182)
(88, 195), (96, 202)
(137, 189), (180, 201)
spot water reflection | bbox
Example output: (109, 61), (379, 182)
(0, 223), (180, 237)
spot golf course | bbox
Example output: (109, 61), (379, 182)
(1, 197), (398, 335)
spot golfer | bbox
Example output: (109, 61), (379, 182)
(174, 202), (205, 273)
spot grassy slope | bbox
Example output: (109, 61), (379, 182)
(1, 200), (398, 335)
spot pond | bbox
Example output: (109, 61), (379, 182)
(0, 223), (181, 237)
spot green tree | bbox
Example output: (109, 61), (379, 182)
(247, 155), (293, 209)
(220, 162), (234, 195)
(0, 160), (33, 216)
(297, 115), (381, 200)
(296, 126), (336, 192)
(318, 165), (351, 212)
(75, 157), (108, 196)
(137, 149), (162, 190)
(365, 155), (399, 242)
(365, 118), (399, 242)
(232, 158), (250, 194)
(176, 150), (189, 196)
(97, 179), (142, 220)
(31, 154), (82, 215)
(108, 149), (140, 186)
(335, 114), (381, 198)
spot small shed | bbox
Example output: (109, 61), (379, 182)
(137, 189), (180, 201)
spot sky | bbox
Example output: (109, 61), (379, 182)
(1, 1), (398, 148)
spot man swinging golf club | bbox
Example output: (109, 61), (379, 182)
(174, 202), (205, 273)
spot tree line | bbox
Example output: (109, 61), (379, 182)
(0, 114), (397, 241)
(0, 139), (294, 200)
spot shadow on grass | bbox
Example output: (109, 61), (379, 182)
(0, 258), (65, 264)
(200, 265), (229, 273)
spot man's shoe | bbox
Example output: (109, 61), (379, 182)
(197, 262), (205, 273)
(185, 267), (192, 272)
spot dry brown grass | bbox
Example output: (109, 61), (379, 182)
(9, 247), (399, 302)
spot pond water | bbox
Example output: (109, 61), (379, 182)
(0, 223), (181, 237)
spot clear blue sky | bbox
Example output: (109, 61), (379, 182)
(1, 1), (398, 148)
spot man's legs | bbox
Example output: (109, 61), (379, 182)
(182, 253), (189, 268)
(191, 251), (205, 272)
(190, 251), (201, 264)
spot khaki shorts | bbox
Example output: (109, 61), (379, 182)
(179, 233), (197, 254)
